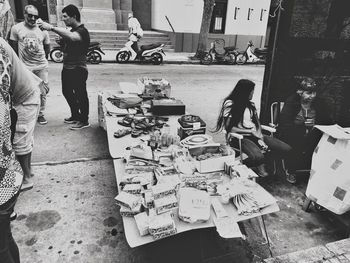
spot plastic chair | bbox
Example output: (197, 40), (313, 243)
(223, 125), (276, 165)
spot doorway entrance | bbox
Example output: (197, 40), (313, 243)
(210, 0), (228, 34)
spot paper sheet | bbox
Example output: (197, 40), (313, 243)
(213, 217), (243, 239)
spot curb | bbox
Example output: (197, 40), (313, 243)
(100, 59), (201, 65)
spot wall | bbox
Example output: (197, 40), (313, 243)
(132, 0), (151, 30)
(260, 0), (350, 125)
(151, 0), (203, 33)
(152, 0), (269, 52)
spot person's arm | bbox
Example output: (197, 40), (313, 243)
(43, 30), (50, 57)
(8, 39), (18, 55)
(37, 20), (82, 42)
(8, 26), (18, 55)
(0, 38), (42, 104)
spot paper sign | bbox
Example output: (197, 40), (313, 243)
(211, 198), (229, 218)
(213, 217), (243, 239)
(193, 122), (201, 130)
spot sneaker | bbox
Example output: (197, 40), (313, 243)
(70, 121), (90, 130)
(256, 164), (269, 177)
(64, 117), (78, 124)
(37, 116), (48, 125)
(286, 171), (297, 184)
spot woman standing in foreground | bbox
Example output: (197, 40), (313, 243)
(214, 79), (291, 177)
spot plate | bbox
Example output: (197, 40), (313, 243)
(181, 134), (212, 147)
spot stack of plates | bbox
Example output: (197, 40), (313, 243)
(180, 134), (212, 147)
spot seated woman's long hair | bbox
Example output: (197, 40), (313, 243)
(214, 79), (258, 133)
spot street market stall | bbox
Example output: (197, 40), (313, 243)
(99, 78), (280, 248)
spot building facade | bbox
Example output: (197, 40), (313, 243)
(9, 0), (271, 51)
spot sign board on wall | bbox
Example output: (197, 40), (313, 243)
(225, 0), (271, 36)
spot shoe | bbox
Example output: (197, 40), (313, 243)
(37, 116), (48, 125)
(20, 181), (33, 192)
(10, 212), (17, 221)
(114, 129), (132, 138)
(286, 171), (297, 184)
(70, 121), (90, 130)
(64, 117), (78, 124)
(256, 164), (269, 177)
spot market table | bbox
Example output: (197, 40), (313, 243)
(113, 159), (279, 248)
(99, 92), (180, 159)
(99, 91), (279, 248)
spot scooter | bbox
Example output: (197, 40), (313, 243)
(200, 39), (238, 65)
(236, 41), (268, 65)
(50, 40), (105, 64)
(116, 40), (165, 65)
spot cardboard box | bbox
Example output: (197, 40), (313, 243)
(188, 144), (235, 173)
(151, 99), (185, 115)
(306, 125), (350, 215)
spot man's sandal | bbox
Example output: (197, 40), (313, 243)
(114, 129), (132, 138)
(117, 116), (134, 127)
(131, 129), (143, 138)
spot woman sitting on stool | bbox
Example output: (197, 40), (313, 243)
(214, 79), (291, 177)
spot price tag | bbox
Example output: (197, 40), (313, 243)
(193, 122), (201, 130)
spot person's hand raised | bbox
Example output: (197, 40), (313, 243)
(37, 19), (53, 31)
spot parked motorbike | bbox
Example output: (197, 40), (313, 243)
(236, 40), (268, 65)
(200, 39), (238, 65)
(116, 41), (165, 65)
(50, 39), (105, 64)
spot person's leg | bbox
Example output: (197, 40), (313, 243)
(278, 128), (305, 172)
(239, 138), (265, 167)
(301, 128), (323, 169)
(33, 68), (49, 124)
(16, 153), (31, 182)
(61, 68), (79, 121)
(0, 198), (20, 263)
(70, 68), (89, 129)
(263, 136), (292, 158)
(13, 93), (39, 190)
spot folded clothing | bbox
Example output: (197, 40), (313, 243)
(148, 211), (176, 240)
(115, 191), (141, 210)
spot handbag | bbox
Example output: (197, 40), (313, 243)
(108, 94), (142, 109)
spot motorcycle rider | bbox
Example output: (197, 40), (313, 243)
(127, 12), (141, 60)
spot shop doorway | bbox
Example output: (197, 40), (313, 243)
(210, 0), (228, 34)
(13, 0), (49, 21)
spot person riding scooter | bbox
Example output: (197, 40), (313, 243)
(128, 13), (142, 60)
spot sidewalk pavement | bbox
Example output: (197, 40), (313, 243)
(101, 49), (199, 64)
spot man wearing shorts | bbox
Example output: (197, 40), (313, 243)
(0, 37), (42, 190)
(9, 5), (50, 125)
